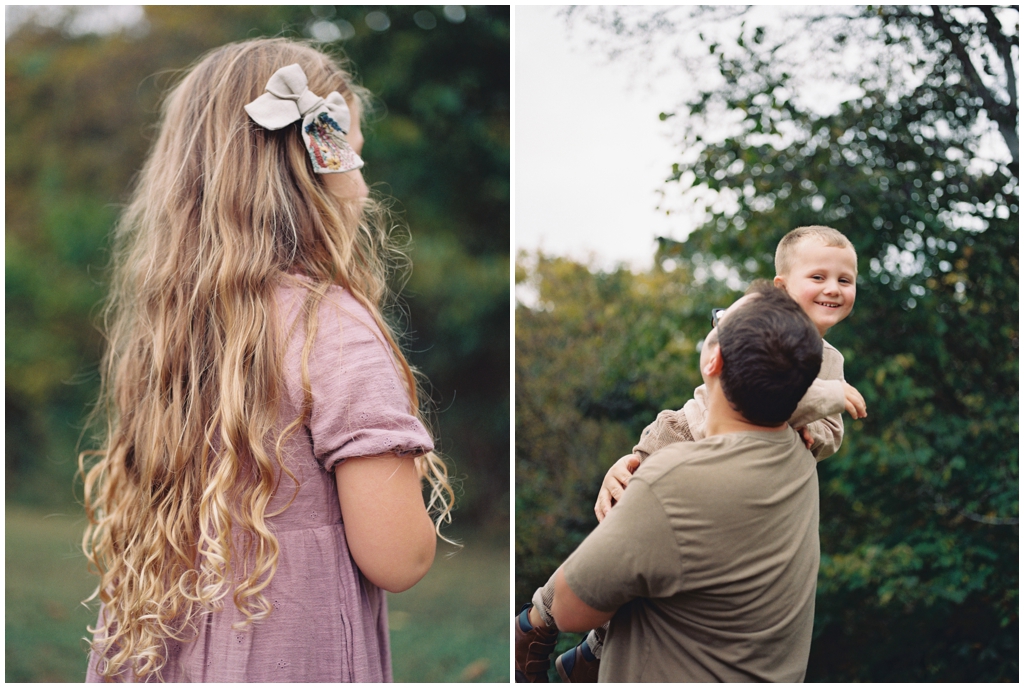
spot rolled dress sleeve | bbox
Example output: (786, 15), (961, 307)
(562, 476), (684, 612)
(305, 288), (433, 472)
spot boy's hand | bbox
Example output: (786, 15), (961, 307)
(796, 426), (814, 449)
(594, 454), (641, 523)
(843, 381), (867, 419)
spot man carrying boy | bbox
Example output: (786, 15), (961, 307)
(515, 226), (867, 681)
(618, 224), (864, 483)
(518, 283), (825, 681)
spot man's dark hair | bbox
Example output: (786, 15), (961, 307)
(716, 281), (823, 426)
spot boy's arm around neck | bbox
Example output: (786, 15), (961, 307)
(632, 398), (701, 460)
(633, 342), (846, 462)
(789, 379), (846, 428)
(790, 341), (846, 461)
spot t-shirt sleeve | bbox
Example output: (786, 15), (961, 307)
(305, 291), (433, 472)
(561, 477), (684, 613)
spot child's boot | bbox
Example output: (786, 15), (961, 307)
(514, 604), (558, 682)
(554, 636), (600, 683)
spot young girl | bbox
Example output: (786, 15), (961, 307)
(80, 38), (454, 682)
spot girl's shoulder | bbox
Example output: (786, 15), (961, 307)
(275, 277), (402, 398)
(276, 275), (383, 344)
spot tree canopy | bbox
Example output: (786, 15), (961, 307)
(517, 6), (1017, 681)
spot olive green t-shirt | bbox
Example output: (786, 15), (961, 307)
(562, 429), (819, 682)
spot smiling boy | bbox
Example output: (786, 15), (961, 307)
(773, 226), (857, 336)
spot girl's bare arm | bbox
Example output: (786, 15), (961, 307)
(335, 454), (437, 592)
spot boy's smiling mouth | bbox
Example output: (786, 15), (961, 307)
(815, 301), (841, 308)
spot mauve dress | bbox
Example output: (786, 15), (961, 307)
(86, 282), (433, 682)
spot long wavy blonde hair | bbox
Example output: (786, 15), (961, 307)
(79, 38), (454, 681)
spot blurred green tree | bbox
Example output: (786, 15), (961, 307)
(517, 5), (1017, 681)
(5, 6), (509, 525)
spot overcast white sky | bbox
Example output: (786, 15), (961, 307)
(515, 6), (687, 270)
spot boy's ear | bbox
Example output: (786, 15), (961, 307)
(772, 275), (786, 289)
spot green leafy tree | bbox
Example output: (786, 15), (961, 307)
(518, 6), (1017, 681)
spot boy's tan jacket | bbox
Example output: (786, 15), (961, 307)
(634, 340), (846, 461)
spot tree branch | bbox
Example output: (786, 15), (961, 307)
(922, 484), (1020, 526)
(929, 6), (1018, 175)
(929, 7), (1000, 114)
(978, 6), (1017, 115)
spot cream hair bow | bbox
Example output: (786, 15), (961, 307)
(244, 63), (363, 174)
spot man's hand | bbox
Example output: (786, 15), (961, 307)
(796, 426), (814, 450)
(594, 453), (641, 522)
(842, 381), (867, 419)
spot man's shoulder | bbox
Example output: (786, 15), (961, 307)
(635, 437), (715, 475)
(636, 431), (803, 484)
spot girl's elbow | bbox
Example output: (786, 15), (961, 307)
(367, 531), (436, 593)
(377, 557), (431, 593)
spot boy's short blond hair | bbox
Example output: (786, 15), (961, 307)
(774, 225), (856, 276)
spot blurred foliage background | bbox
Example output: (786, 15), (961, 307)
(6, 5), (508, 682)
(516, 6), (1017, 682)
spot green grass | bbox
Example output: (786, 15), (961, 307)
(389, 532), (510, 682)
(5, 505), (509, 682)
(5, 505), (98, 682)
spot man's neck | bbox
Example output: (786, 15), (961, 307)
(705, 415), (788, 437)
(704, 383), (788, 437)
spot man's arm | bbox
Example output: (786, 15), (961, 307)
(550, 567), (616, 632)
(563, 471), (686, 630)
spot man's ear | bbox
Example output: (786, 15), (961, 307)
(773, 275), (786, 289)
(703, 343), (724, 378)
